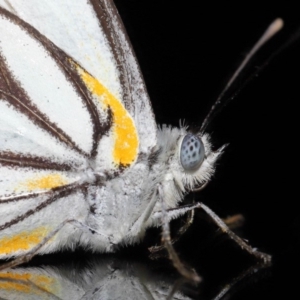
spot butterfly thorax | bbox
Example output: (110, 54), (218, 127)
(80, 126), (223, 251)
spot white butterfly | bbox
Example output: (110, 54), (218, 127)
(0, 0), (272, 280)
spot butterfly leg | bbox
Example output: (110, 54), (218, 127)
(150, 200), (270, 274)
(165, 202), (271, 262)
(149, 208), (194, 254)
(222, 214), (245, 229)
(157, 201), (242, 250)
(157, 185), (201, 283)
(197, 202), (271, 263)
(0, 219), (115, 271)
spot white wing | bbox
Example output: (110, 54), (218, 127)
(0, 0), (157, 257)
(0, 0), (157, 196)
(1, 0), (157, 155)
(0, 8), (92, 198)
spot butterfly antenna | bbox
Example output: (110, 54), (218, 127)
(200, 18), (284, 133)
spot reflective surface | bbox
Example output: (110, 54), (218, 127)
(0, 255), (192, 300)
(0, 248), (271, 300)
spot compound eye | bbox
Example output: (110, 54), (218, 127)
(180, 134), (205, 171)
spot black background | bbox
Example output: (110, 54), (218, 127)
(4, 1), (299, 299)
(112, 1), (299, 299)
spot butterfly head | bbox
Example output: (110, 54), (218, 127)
(152, 125), (224, 210)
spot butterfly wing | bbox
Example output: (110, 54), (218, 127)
(0, 0), (157, 258)
(1, 0), (157, 156)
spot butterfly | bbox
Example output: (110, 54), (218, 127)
(0, 0), (274, 281)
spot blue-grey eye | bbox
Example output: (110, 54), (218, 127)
(180, 134), (205, 171)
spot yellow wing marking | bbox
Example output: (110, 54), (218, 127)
(16, 174), (68, 192)
(75, 63), (139, 167)
(0, 272), (57, 294)
(0, 227), (49, 255)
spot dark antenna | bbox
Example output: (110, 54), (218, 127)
(200, 18), (283, 133)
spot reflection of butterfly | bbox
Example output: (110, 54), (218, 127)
(0, 0), (270, 279)
(0, 258), (193, 299)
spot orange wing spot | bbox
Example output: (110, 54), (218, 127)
(20, 174), (68, 192)
(0, 227), (49, 255)
(0, 272), (56, 294)
(74, 63), (139, 167)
